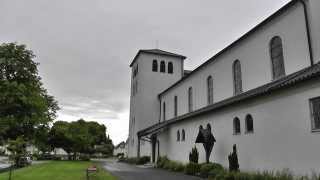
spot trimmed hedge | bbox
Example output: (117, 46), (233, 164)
(119, 156), (150, 165)
(208, 169), (320, 180)
(157, 156), (185, 172)
(200, 163), (224, 178)
(184, 162), (201, 176)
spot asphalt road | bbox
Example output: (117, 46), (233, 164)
(100, 159), (202, 180)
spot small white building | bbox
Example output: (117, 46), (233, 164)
(114, 141), (127, 157)
(128, 0), (320, 175)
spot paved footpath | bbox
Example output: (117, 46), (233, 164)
(98, 159), (202, 180)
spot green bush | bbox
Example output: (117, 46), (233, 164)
(189, 146), (199, 163)
(79, 154), (90, 161)
(200, 163), (224, 178)
(121, 156), (150, 165)
(208, 169), (298, 180)
(173, 162), (185, 172)
(228, 144), (239, 172)
(137, 156), (150, 165)
(156, 156), (169, 168)
(184, 162), (201, 176)
(208, 168), (226, 179)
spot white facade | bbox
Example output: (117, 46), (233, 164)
(128, 0), (320, 175)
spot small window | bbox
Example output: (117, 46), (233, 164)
(233, 60), (242, 95)
(233, 117), (241, 135)
(174, 96), (178, 117)
(188, 87), (193, 112)
(152, 60), (158, 72)
(177, 130), (180, 141)
(168, 62), (173, 74)
(181, 129), (185, 141)
(310, 97), (320, 131)
(160, 61), (165, 73)
(270, 36), (285, 79)
(163, 102), (166, 121)
(245, 114), (254, 133)
(207, 76), (213, 105)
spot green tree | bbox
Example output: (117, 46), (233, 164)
(33, 125), (52, 154)
(0, 43), (59, 141)
(49, 119), (113, 159)
(7, 136), (27, 167)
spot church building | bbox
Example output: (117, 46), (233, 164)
(128, 0), (320, 174)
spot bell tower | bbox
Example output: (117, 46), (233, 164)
(127, 49), (186, 157)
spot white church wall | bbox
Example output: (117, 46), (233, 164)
(160, 2), (311, 122)
(157, 78), (320, 175)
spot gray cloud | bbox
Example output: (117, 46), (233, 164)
(0, 0), (290, 144)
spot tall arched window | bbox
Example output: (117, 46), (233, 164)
(168, 62), (173, 74)
(207, 76), (213, 105)
(181, 129), (185, 141)
(245, 114), (254, 133)
(270, 36), (285, 79)
(152, 60), (158, 72)
(174, 96), (178, 117)
(177, 130), (180, 141)
(160, 61), (165, 73)
(188, 87), (193, 112)
(233, 60), (242, 95)
(163, 102), (166, 121)
(233, 117), (241, 135)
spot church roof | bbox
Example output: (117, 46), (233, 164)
(138, 62), (320, 137)
(130, 49), (186, 67)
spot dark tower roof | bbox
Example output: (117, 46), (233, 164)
(130, 49), (186, 67)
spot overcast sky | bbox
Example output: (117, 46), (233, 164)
(0, 0), (290, 144)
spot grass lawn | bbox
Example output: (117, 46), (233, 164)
(0, 161), (117, 180)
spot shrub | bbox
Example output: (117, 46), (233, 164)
(52, 156), (62, 161)
(79, 154), (90, 161)
(127, 157), (139, 164)
(189, 146), (199, 163)
(173, 162), (185, 172)
(156, 156), (169, 168)
(200, 163), (224, 178)
(116, 153), (124, 157)
(208, 168), (226, 179)
(184, 162), (201, 176)
(228, 144), (239, 172)
(137, 156), (150, 165)
(161, 160), (185, 172)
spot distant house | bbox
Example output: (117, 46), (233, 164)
(113, 141), (127, 157)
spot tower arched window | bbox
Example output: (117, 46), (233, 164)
(174, 96), (178, 117)
(177, 130), (180, 141)
(270, 36), (285, 79)
(188, 87), (193, 112)
(181, 129), (185, 141)
(163, 102), (166, 121)
(233, 60), (242, 95)
(245, 114), (254, 133)
(160, 61), (165, 73)
(207, 76), (213, 105)
(233, 117), (241, 135)
(168, 62), (173, 74)
(152, 60), (158, 72)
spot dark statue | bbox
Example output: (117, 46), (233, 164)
(195, 124), (216, 163)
